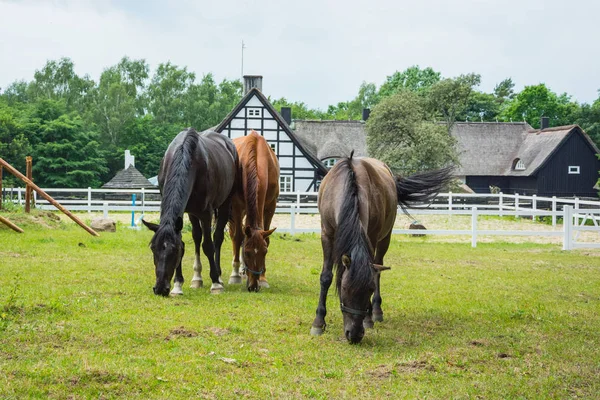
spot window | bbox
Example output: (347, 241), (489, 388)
(513, 158), (525, 171)
(279, 175), (292, 192)
(568, 166), (580, 174)
(323, 158), (337, 168)
(247, 108), (262, 117)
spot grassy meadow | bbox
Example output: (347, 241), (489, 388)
(1, 211), (600, 399)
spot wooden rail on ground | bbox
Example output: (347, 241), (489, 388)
(0, 215), (24, 233)
(0, 158), (99, 237)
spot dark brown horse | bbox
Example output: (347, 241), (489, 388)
(310, 152), (452, 343)
(142, 128), (238, 296)
(228, 130), (279, 292)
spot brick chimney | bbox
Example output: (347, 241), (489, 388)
(540, 116), (550, 130)
(244, 75), (263, 94)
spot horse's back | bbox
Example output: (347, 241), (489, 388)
(319, 157), (397, 241)
(233, 131), (279, 200)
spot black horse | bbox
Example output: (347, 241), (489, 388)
(142, 128), (238, 296)
(311, 153), (453, 343)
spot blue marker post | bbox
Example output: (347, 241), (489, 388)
(131, 193), (136, 228)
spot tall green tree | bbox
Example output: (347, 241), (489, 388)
(366, 91), (457, 175)
(500, 84), (579, 128)
(29, 100), (107, 187)
(378, 66), (441, 98)
(147, 62), (195, 125)
(426, 73), (481, 129)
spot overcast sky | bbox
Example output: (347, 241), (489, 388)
(1, 0), (599, 109)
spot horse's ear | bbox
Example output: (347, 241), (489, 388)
(175, 217), (183, 232)
(341, 255), (351, 268)
(372, 264), (391, 273)
(244, 225), (252, 238)
(261, 227), (276, 238)
(142, 219), (159, 232)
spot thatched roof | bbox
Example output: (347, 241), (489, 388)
(451, 122), (532, 176)
(293, 120), (367, 160)
(102, 165), (155, 189)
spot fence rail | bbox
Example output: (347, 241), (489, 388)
(2, 188), (600, 249)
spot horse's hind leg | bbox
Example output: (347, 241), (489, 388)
(190, 215), (204, 289)
(200, 212), (224, 294)
(372, 232), (392, 323)
(213, 201), (230, 283)
(310, 233), (334, 336)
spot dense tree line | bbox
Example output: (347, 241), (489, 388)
(1, 59), (599, 187)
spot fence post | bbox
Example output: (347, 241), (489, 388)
(141, 188), (146, 215)
(17, 187), (22, 205)
(25, 156), (32, 213)
(499, 192), (503, 217)
(87, 187), (92, 213)
(562, 205), (573, 250)
(103, 202), (109, 219)
(574, 197), (579, 212)
(290, 205), (296, 235)
(515, 193), (520, 219)
(131, 194), (137, 227)
(552, 196), (557, 227)
(471, 206), (478, 248)
(448, 191), (452, 212)
(532, 194), (537, 222)
(0, 164), (3, 210)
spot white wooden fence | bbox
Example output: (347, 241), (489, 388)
(2, 188), (600, 250)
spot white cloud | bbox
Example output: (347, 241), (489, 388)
(1, 0), (599, 109)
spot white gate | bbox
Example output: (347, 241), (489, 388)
(563, 206), (600, 250)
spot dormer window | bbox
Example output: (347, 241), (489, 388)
(513, 158), (525, 171)
(323, 158), (337, 168)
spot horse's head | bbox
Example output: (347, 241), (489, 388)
(339, 255), (391, 344)
(243, 225), (276, 292)
(142, 218), (185, 297)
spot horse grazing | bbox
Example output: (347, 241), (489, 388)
(310, 152), (453, 343)
(142, 128), (238, 296)
(228, 130), (279, 292)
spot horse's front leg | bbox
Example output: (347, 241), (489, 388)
(258, 198), (277, 289)
(171, 244), (185, 296)
(199, 212), (223, 294)
(189, 215), (204, 289)
(371, 232), (392, 323)
(311, 233), (334, 336)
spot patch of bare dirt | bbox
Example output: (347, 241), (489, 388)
(396, 360), (435, 373)
(165, 326), (199, 341)
(366, 364), (394, 379)
(207, 327), (230, 336)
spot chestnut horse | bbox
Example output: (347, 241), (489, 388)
(228, 130), (279, 292)
(142, 128), (238, 296)
(310, 152), (453, 343)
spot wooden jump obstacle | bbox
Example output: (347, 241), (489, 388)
(0, 158), (99, 236)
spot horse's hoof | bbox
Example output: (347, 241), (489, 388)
(190, 280), (203, 289)
(258, 280), (270, 289)
(363, 319), (374, 329)
(210, 283), (224, 294)
(310, 326), (325, 336)
(228, 276), (242, 284)
(372, 312), (384, 322)
(169, 290), (183, 296)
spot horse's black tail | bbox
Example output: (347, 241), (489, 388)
(333, 151), (373, 293)
(395, 166), (454, 215)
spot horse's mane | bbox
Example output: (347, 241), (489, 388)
(242, 133), (259, 228)
(153, 129), (201, 246)
(333, 152), (374, 295)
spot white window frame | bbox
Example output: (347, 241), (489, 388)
(514, 159), (525, 170)
(568, 166), (580, 174)
(279, 175), (292, 193)
(268, 142), (278, 153)
(323, 158), (337, 168)
(247, 108), (262, 118)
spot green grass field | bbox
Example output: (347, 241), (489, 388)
(1, 212), (599, 399)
